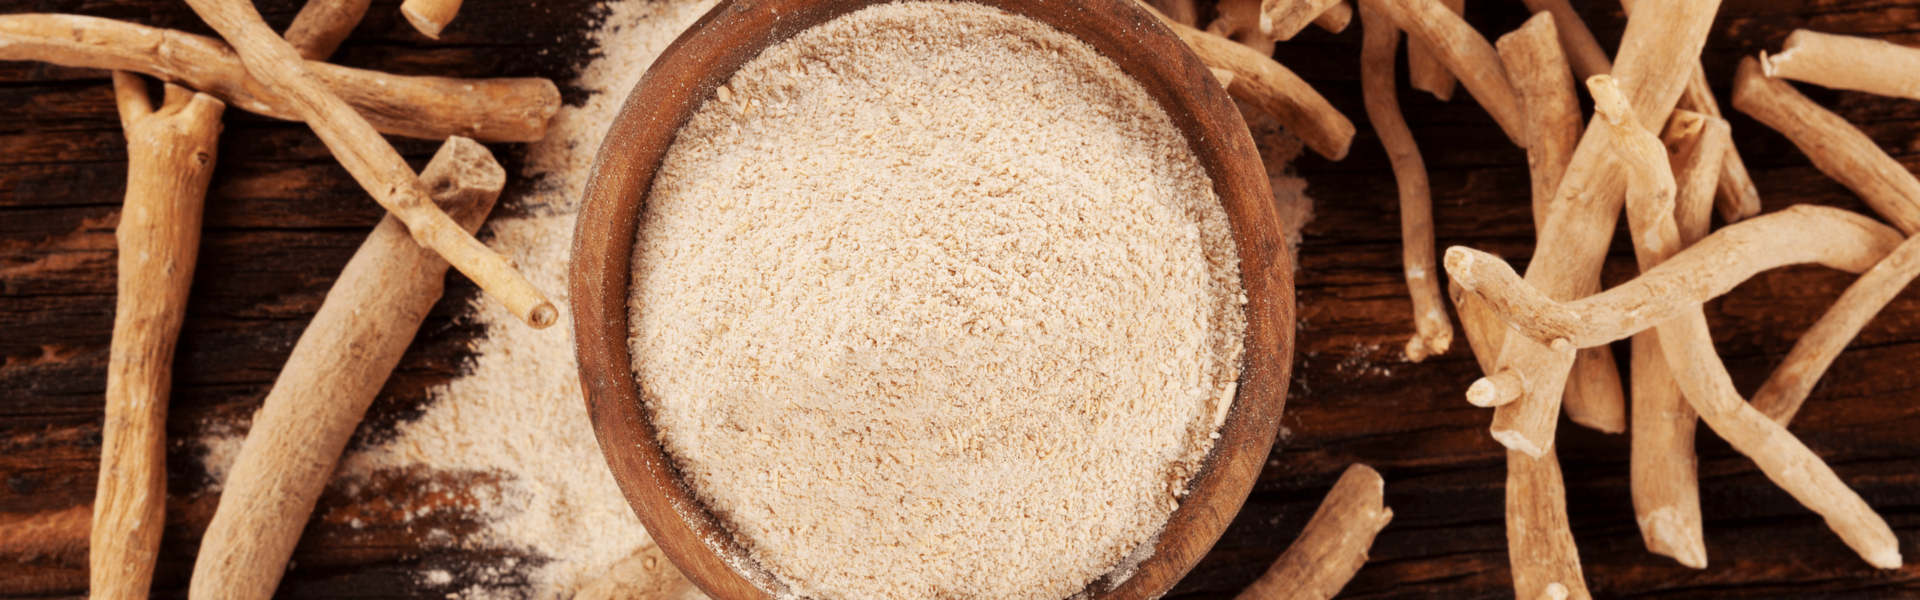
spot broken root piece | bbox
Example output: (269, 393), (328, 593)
(283, 0), (371, 60)
(1445, 205), (1902, 350)
(1313, 1), (1353, 33)
(1360, 4), (1453, 362)
(1233, 464), (1393, 600)
(1518, 0), (1609, 80)
(1406, 0), (1464, 102)
(1507, 449), (1593, 600)
(1598, 72), (1900, 571)
(184, 0), (558, 329)
(93, 71), (225, 600)
(1140, 0), (1357, 160)
(1475, 0), (1725, 458)
(0, 14), (560, 143)
(1208, 0), (1277, 56)
(1763, 29), (1920, 103)
(1734, 56), (1920, 235)
(400, 0), (464, 39)
(1264, 0), (1344, 41)
(1754, 234), (1920, 424)
(1362, 0), (1526, 145)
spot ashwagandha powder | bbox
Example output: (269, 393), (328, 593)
(628, 3), (1247, 599)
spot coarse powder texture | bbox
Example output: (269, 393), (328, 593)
(628, 3), (1247, 599)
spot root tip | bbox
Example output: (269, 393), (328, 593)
(527, 303), (559, 329)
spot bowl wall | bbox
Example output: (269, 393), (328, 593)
(568, 0), (1295, 597)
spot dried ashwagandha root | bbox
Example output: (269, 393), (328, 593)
(1233, 464), (1393, 600)
(1358, 0), (1526, 146)
(283, 0), (370, 60)
(183, 0), (557, 329)
(1494, 10), (1625, 434)
(401, 0), (465, 39)
(1359, 5), (1453, 363)
(190, 138), (505, 600)
(1591, 74), (1902, 572)
(1763, 29), (1920, 103)
(1405, 0), (1463, 101)
(1473, 0), (1724, 458)
(1444, 206), (1902, 350)
(0, 14), (560, 144)
(1619, 0), (1761, 223)
(1614, 108), (1728, 569)
(1209, 0), (1277, 57)
(1262, 0), (1351, 40)
(1754, 234), (1920, 424)
(1736, 49), (1920, 425)
(92, 71), (225, 600)
(1138, 0), (1357, 161)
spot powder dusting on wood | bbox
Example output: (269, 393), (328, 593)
(199, 0), (718, 596)
(629, 3), (1245, 599)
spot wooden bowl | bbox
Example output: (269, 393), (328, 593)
(568, 0), (1296, 597)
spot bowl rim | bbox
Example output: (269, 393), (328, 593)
(567, 0), (1297, 597)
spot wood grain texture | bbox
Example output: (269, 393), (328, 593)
(5, 0), (1920, 597)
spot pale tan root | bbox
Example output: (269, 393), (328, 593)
(1475, 0), (1723, 457)
(1140, 0), (1357, 160)
(1508, 449), (1593, 600)
(1494, 10), (1622, 434)
(1673, 66), (1762, 223)
(1450, 279), (1506, 375)
(1662, 111), (1730, 246)
(1497, 12), (1583, 234)
(189, 139), (503, 600)
(1733, 50), (1920, 424)
(183, 0), (556, 329)
(1754, 234), (1920, 424)
(1609, 74), (1900, 570)
(1468, 369), (1525, 407)
(1561, 345), (1623, 433)
(1517, 0), (1609, 80)
(1360, 5), (1453, 363)
(400, 0), (464, 39)
(284, 0), (371, 60)
(1211, 67), (1237, 87)
(1620, 0), (1761, 223)
(1734, 56), (1920, 234)
(93, 72), (225, 600)
(1313, 2), (1353, 33)
(1628, 328), (1704, 568)
(1234, 464), (1393, 600)
(1263, 0), (1343, 41)
(1764, 29), (1920, 103)
(0, 14), (560, 143)
(1616, 104), (1728, 571)
(1406, 0), (1463, 101)
(1445, 207), (1901, 348)
(1361, 0), (1525, 145)
(1209, 0), (1277, 56)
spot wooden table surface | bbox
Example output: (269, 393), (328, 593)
(4, 0), (1920, 597)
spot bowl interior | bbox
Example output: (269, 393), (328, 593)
(568, 0), (1296, 597)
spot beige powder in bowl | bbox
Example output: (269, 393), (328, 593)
(627, 2), (1246, 598)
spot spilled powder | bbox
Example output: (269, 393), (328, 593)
(204, 0), (719, 596)
(629, 3), (1245, 599)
